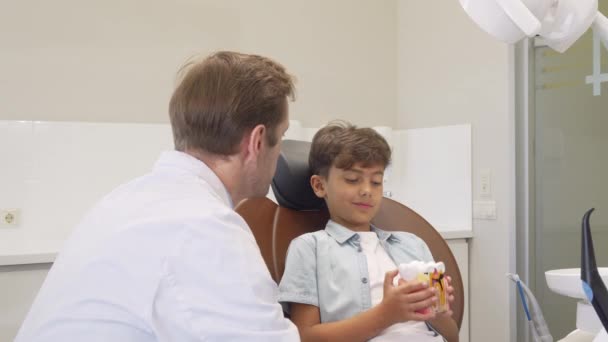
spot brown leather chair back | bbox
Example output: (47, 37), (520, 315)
(235, 196), (464, 328)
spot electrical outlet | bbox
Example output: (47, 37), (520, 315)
(1, 209), (20, 227)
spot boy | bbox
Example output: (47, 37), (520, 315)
(278, 122), (458, 342)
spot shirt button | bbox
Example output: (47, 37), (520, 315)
(357, 247), (363, 252)
(362, 277), (368, 284)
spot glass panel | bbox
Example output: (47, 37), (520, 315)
(534, 3), (608, 338)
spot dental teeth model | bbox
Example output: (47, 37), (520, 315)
(399, 261), (449, 313)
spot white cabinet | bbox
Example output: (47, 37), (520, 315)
(0, 264), (51, 341)
(447, 238), (470, 342)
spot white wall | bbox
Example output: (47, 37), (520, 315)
(0, 1), (519, 340)
(0, 121), (174, 255)
(0, 2), (398, 340)
(0, 0), (397, 128)
(398, 1), (516, 341)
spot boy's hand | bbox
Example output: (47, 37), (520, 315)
(379, 270), (437, 325)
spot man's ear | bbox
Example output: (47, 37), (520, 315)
(310, 175), (327, 198)
(243, 124), (266, 160)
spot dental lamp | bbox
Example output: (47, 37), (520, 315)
(459, 0), (608, 52)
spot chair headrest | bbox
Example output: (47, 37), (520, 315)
(271, 140), (325, 211)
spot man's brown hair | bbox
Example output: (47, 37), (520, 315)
(309, 121), (392, 177)
(169, 51), (295, 155)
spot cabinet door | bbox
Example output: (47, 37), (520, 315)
(448, 239), (469, 342)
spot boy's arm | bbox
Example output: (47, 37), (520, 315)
(291, 302), (393, 342)
(428, 315), (459, 342)
(290, 271), (437, 342)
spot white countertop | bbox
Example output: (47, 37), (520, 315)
(439, 229), (473, 240)
(0, 251), (57, 266)
(0, 240), (63, 266)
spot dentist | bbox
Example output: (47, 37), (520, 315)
(16, 51), (300, 342)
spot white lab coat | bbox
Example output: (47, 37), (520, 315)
(16, 151), (299, 342)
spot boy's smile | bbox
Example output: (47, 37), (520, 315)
(353, 202), (373, 209)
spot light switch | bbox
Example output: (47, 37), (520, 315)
(473, 200), (497, 220)
(479, 169), (492, 197)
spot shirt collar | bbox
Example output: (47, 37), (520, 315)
(325, 220), (401, 244)
(154, 150), (234, 208)
(372, 226), (401, 243)
(325, 220), (358, 244)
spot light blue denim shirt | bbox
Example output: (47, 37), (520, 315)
(278, 220), (434, 323)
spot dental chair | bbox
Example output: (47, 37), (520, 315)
(235, 140), (465, 329)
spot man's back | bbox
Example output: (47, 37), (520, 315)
(16, 151), (298, 342)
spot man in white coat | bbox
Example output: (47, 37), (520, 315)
(16, 51), (300, 342)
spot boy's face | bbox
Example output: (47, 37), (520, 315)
(310, 162), (384, 231)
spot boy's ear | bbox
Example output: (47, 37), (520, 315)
(310, 175), (326, 198)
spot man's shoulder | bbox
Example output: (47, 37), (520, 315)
(100, 171), (233, 215)
(83, 177), (245, 248)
